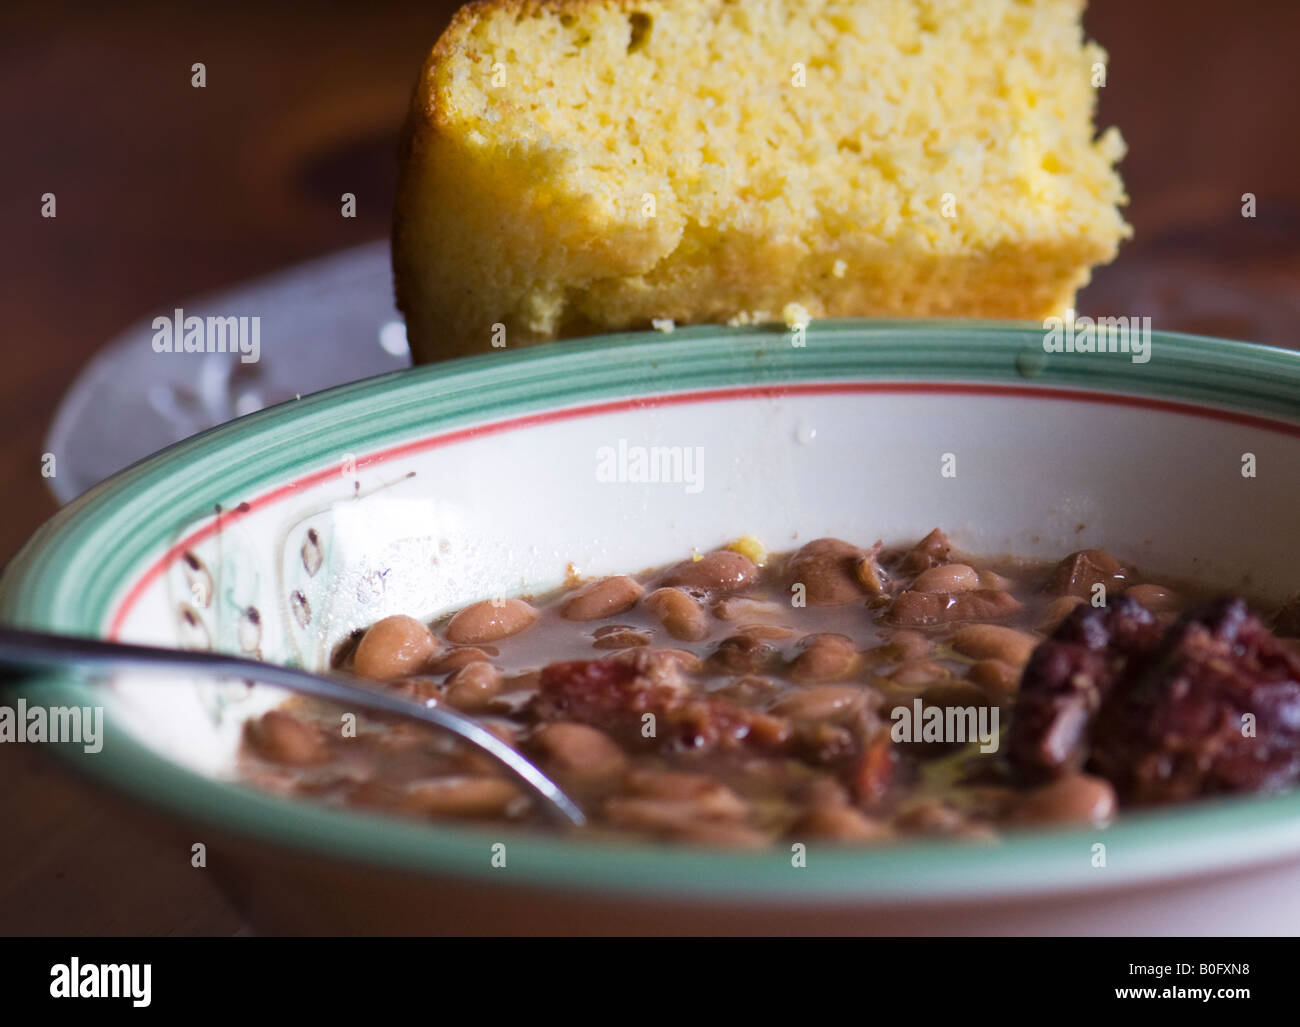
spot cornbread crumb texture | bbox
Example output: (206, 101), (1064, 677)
(782, 302), (812, 328)
(726, 535), (769, 566)
(395, 0), (1129, 361)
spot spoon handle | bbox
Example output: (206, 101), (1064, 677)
(0, 625), (585, 827)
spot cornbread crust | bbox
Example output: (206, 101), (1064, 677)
(395, 0), (1129, 362)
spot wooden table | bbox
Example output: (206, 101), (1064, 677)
(1, 0), (1296, 935)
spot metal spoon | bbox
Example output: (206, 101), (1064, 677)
(0, 625), (585, 827)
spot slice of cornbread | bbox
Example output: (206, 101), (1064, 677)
(394, 0), (1129, 361)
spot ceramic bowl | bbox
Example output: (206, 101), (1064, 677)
(6, 320), (1300, 935)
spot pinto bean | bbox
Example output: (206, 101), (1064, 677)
(1044, 548), (1128, 599)
(530, 721), (628, 778)
(1037, 595), (1085, 634)
(978, 569), (1019, 591)
(590, 625), (651, 650)
(1013, 772), (1117, 827)
(329, 628), (365, 670)
(626, 769), (715, 799)
(560, 575), (644, 621)
(384, 676), (443, 704)
(875, 629), (934, 663)
(604, 792), (749, 833)
(784, 538), (870, 605)
(603, 797), (730, 833)
(400, 776), (522, 818)
(505, 668), (542, 692)
(644, 587), (710, 641)
(894, 799), (969, 835)
(798, 775), (852, 807)
(788, 632), (858, 682)
(445, 598), (538, 644)
(886, 588), (1023, 627)
(771, 684), (871, 720)
(948, 624), (1038, 666)
(912, 563), (981, 593)
(707, 633), (777, 674)
(658, 550), (759, 594)
(889, 659), (950, 687)
(625, 770), (747, 817)
(443, 661), (504, 712)
(245, 710), (329, 766)
(429, 646), (496, 674)
(352, 614), (440, 680)
(732, 623), (797, 641)
(791, 804), (894, 842)
(745, 711), (794, 748)
(896, 528), (952, 575)
(855, 541), (890, 597)
(968, 658), (1022, 699)
(712, 596), (783, 621)
(790, 720), (857, 763)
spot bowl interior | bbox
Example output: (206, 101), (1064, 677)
(8, 320), (1300, 903)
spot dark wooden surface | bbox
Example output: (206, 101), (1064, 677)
(0, 0), (1296, 935)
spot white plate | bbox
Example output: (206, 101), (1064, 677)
(44, 241), (410, 503)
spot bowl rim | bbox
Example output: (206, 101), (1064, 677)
(7, 318), (1300, 905)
